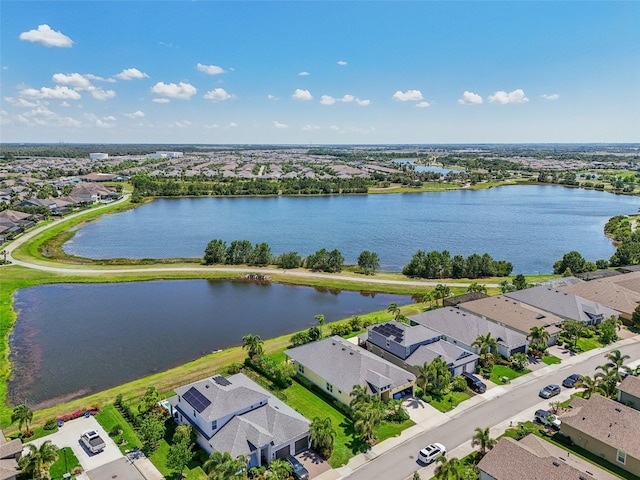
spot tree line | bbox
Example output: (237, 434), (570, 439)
(402, 250), (513, 279)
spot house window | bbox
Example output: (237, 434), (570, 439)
(386, 339), (390, 348)
(211, 420), (217, 430)
(617, 450), (626, 465)
(193, 410), (196, 417)
(326, 383), (333, 393)
(298, 364), (305, 374)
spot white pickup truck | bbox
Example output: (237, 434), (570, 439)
(80, 430), (106, 453)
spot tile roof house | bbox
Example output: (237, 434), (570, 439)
(70, 183), (119, 204)
(505, 286), (618, 325)
(361, 320), (478, 377)
(458, 296), (563, 345)
(169, 373), (310, 467)
(618, 375), (640, 411)
(0, 431), (22, 480)
(560, 272), (640, 321)
(409, 307), (529, 358)
(477, 435), (616, 480)
(285, 336), (416, 407)
(560, 394), (640, 477)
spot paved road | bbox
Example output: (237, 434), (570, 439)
(345, 340), (640, 480)
(3, 197), (499, 288)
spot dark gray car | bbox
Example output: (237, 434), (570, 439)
(287, 456), (309, 480)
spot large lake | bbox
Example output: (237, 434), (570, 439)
(64, 186), (639, 273)
(9, 280), (412, 409)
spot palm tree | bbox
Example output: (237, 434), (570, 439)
(466, 282), (487, 294)
(387, 302), (400, 319)
(203, 451), (246, 480)
(575, 375), (602, 399)
(604, 349), (631, 371)
(268, 458), (292, 480)
(11, 403), (33, 434)
(595, 365), (620, 398)
(472, 332), (498, 356)
(349, 384), (371, 409)
(527, 326), (550, 352)
(19, 440), (59, 480)
(309, 416), (336, 458)
(241, 334), (264, 359)
(415, 362), (432, 394)
(353, 400), (383, 443)
(471, 427), (496, 457)
(315, 314), (325, 337)
(422, 291), (436, 308)
(434, 284), (451, 306)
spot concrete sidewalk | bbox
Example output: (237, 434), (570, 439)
(315, 333), (640, 480)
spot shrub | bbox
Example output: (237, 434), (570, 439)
(43, 418), (57, 430)
(110, 424), (124, 436)
(227, 362), (243, 375)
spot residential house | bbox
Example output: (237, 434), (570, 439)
(285, 336), (415, 407)
(169, 373), (310, 467)
(443, 291), (488, 307)
(505, 285), (618, 326)
(70, 183), (119, 204)
(560, 272), (640, 322)
(477, 435), (615, 480)
(458, 296), (563, 346)
(560, 394), (640, 477)
(0, 430), (22, 480)
(409, 307), (529, 358)
(361, 320), (478, 377)
(618, 375), (640, 411)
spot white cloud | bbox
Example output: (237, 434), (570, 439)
(203, 88), (235, 101)
(171, 120), (191, 128)
(229, 122), (238, 127)
(4, 97), (38, 108)
(302, 124), (320, 131)
(89, 87), (116, 100)
(20, 86), (81, 100)
(356, 99), (371, 106)
(52, 72), (92, 90)
(85, 113), (116, 128)
(59, 101), (70, 107)
(488, 89), (528, 104)
(273, 121), (288, 129)
(341, 94), (355, 103)
(19, 24), (73, 48)
(85, 73), (116, 83)
(329, 125), (339, 131)
(17, 105), (81, 127)
(542, 93), (560, 101)
(320, 95), (336, 105)
(204, 123), (219, 129)
(196, 63), (226, 75)
(416, 101), (431, 108)
(152, 98), (170, 103)
(298, 71), (310, 76)
(267, 94), (279, 101)
(392, 89), (423, 101)
(292, 89), (313, 101)
(115, 68), (149, 80)
(125, 110), (145, 118)
(151, 82), (197, 100)
(337, 60), (347, 66)
(458, 91), (483, 105)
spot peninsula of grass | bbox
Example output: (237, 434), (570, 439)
(489, 365), (530, 385)
(429, 391), (471, 412)
(542, 355), (562, 365)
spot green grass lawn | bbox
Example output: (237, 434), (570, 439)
(148, 436), (207, 480)
(542, 355), (561, 365)
(490, 365), (531, 385)
(95, 405), (142, 453)
(429, 391), (471, 412)
(576, 336), (603, 353)
(49, 447), (80, 479)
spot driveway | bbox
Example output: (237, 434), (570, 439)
(25, 416), (122, 473)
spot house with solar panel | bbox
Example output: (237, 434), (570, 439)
(168, 373), (310, 467)
(361, 320), (479, 377)
(284, 336), (416, 407)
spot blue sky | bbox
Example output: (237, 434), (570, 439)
(1, 1), (638, 144)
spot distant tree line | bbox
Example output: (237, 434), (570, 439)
(203, 240), (345, 273)
(403, 250), (513, 279)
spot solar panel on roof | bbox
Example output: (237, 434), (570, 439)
(183, 386), (211, 413)
(213, 375), (231, 386)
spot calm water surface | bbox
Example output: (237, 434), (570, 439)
(65, 186), (639, 273)
(9, 280), (412, 409)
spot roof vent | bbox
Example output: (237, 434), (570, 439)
(615, 407), (622, 412)
(552, 461), (560, 467)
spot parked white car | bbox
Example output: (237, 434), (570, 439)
(80, 429), (106, 453)
(534, 409), (561, 428)
(418, 443), (446, 464)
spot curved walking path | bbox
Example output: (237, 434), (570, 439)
(3, 196), (500, 288)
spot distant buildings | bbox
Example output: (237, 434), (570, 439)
(89, 153), (109, 160)
(146, 151), (184, 159)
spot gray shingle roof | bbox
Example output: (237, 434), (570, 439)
(561, 394), (640, 458)
(505, 286), (618, 323)
(619, 375), (640, 400)
(370, 320), (441, 347)
(560, 272), (640, 317)
(405, 339), (478, 369)
(409, 307), (527, 348)
(285, 336), (415, 395)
